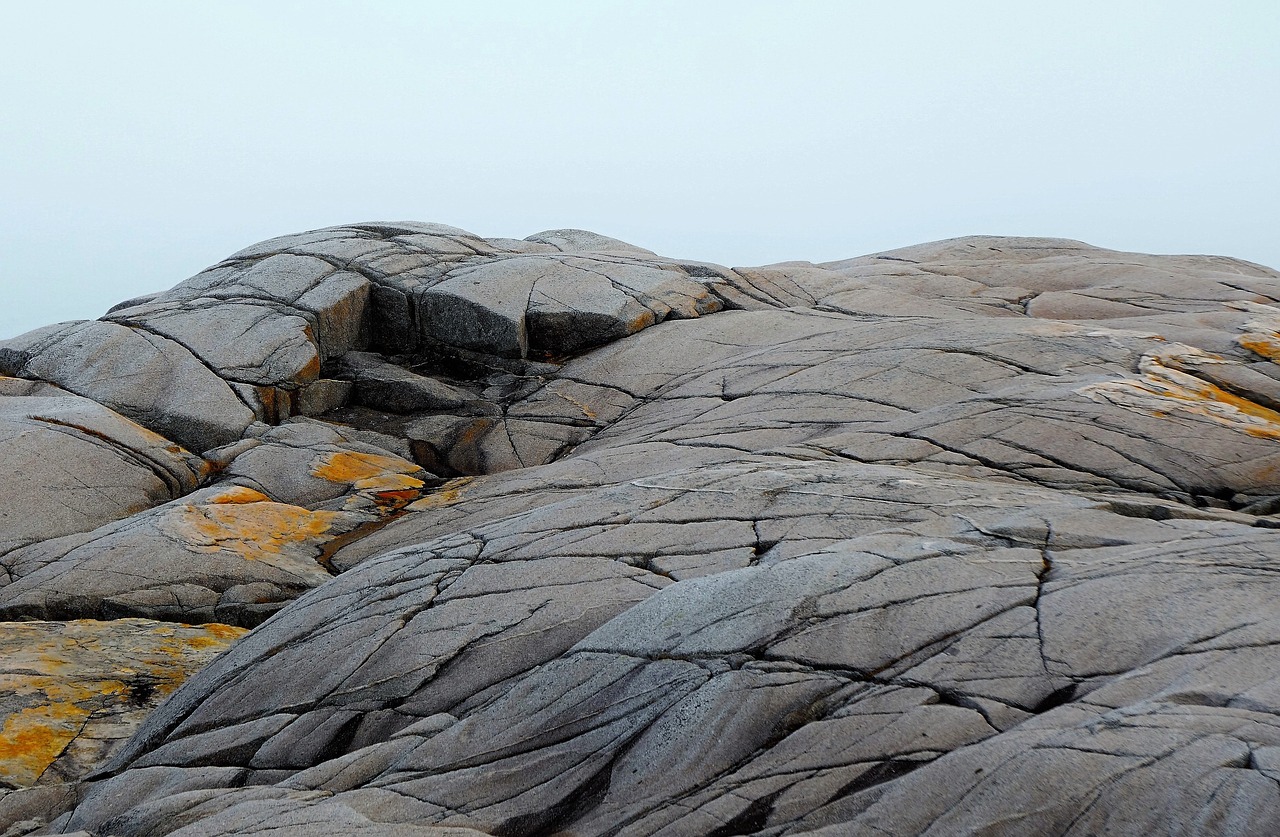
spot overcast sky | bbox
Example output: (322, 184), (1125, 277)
(2, 0), (1277, 338)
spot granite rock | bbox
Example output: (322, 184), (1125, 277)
(1, 225), (1278, 836)
(0, 322), (255, 452)
(0, 383), (206, 558)
(0, 618), (244, 835)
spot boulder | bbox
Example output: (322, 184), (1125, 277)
(0, 321), (255, 452)
(0, 385), (206, 557)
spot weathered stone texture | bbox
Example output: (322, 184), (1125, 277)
(0, 619), (245, 835)
(1, 226), (1278, 836)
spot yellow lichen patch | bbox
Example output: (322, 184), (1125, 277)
(351, 472), (425, 493)
(1223, 301), (1280, 363)
(1238, 332), (1280, 362)
(1080, 350), (1280, 440)
(0, 619), (246, 788)
(183, 627), (250, 651)
(0, 703), (92, 787)
(204, 485), (272, 504)
(312, 450), (421, 485)
(408, 476), (476, 511)
(198, 622), (248, 640)
(311, 450), (427, 511)
(162, 500), (346, 561)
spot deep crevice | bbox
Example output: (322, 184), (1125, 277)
(703, 789), (786, 837)
(825, 758), (927, 804)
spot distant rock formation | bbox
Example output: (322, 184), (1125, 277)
(2, 223), (1279, 836)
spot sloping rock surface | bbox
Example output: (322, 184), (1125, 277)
(1, 225), (1279, 836)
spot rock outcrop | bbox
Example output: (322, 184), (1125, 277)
(2, 224), (1279, 836)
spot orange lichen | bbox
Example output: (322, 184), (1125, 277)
(164, 500), (344, 560)
(352, 472), (425, 493)
(1238, 333), (1280, 362)
(311, 451), (427, 511)
(181, 623), (250, 651)
(0, 619), (245, 788)
(312, 450), (420, 484)
(1224, 301), (1280, 363)
(626, 310), (658, 333)
(204, 485), (272, 504)
(1080, 350), (1280, 440)
(370, 488), (423, 508)
(408, 476), (476, 511)
(0, 704), (90, 786)
(201, 622), (248, 640)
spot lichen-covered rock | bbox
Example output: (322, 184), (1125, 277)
(0, 486), (347, 627)
(3, 225), (1280, 836)
(0, 619), (245, 793)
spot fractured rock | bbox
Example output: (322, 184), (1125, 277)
(0, 321), (254, 452)
(2, 225), (1280, 836)
(329, 352), (480, 414)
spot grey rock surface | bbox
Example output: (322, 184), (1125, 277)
(0, 384), (206, 558)
(330, 352), (482, 414)
(0, 321), (257, 452)
(1, 225), (1279, 836)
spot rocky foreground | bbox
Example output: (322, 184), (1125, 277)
(2, 223), (1279, 836)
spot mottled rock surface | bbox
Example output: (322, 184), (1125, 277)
(1, 225), (1279, 836)
(0, 619), (245, 835)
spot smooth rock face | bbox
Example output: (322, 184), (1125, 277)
(1, 226), (1279, 836)
(0, 383), (206, 557)
(0, 322), (256, 452)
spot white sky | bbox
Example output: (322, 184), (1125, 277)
(2, 0), (1277, 338)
